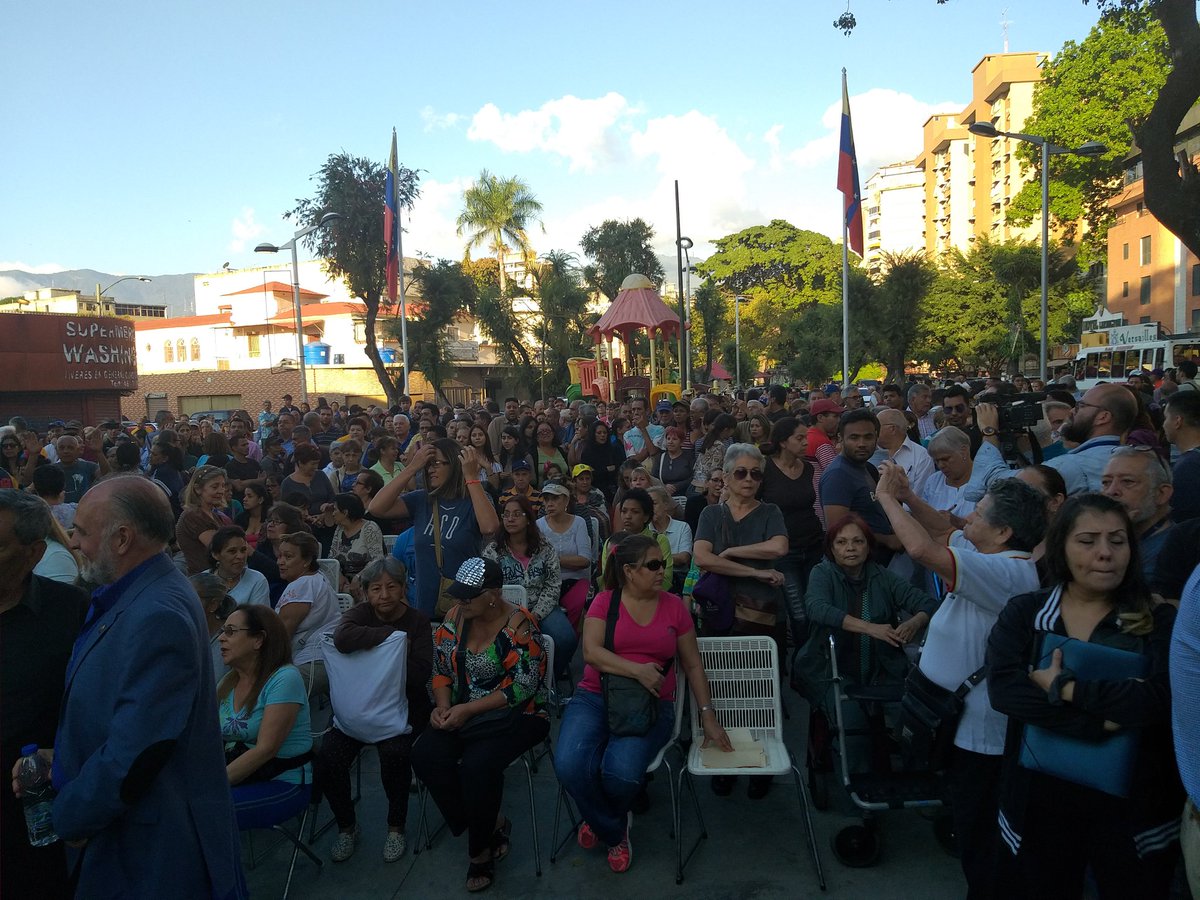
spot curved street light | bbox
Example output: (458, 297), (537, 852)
(677, 236), (694, 387)
(255, 212), (344, 405)
(95, 275), (151, 309)
(968, 121), (1106, 380)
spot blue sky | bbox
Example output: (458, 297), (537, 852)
(1, 0), (1103, 283)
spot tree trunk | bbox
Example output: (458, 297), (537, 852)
(362, 294), (400, 406)
(1140, 0), (1200, 261)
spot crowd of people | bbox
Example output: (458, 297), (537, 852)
(1, 369), (1199, 897)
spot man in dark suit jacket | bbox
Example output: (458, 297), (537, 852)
(45, 476), (246, 899)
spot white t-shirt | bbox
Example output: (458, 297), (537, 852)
(919, 472), (975, 521)
(212, 567), (271, 608)
(624, 423), (665, 458)
(917, 531), (1039, 755)
(658, 517), (693, 558)
(33, 540), (78, 584)
(277, 572), (341, 665)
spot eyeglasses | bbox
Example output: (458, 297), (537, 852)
(634, 559), (666, 572)
(502, 510), (527, 519)
(220, 625), (252, 637)
(1110, 443), (1170, 473)
(427, 459), (449, 468)
(1076, 400), (1111, 415)
(731, 467), (764, 482)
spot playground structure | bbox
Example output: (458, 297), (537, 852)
(568, 274), (683, 403)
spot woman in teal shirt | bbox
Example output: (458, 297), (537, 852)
(218, 604), (314, 828)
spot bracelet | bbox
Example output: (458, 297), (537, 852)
(699, 704), (715, 716)
(1047, 668), (1076, 706)
(466, 479), (482, 485)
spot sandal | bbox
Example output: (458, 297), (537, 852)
(491, 817), (512, 861)
(466, 858), (495, 893)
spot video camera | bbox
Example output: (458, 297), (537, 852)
(992, 391), (1046, 432)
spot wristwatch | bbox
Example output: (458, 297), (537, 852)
(699, 704), (715, 716)
(982, 427), (998, 436)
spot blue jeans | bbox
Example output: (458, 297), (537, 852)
(539, 607), (578, 679)
(554, 689), (674, 847)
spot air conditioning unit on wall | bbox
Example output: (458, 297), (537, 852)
(333, 354), (345, 364)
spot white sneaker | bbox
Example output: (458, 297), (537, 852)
(331, 826), (360, 862)
(383, 831), (406, 863)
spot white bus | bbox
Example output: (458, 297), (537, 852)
(1072, 322), (1200, 390)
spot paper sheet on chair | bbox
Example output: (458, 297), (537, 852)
(699, 728), (767, 769)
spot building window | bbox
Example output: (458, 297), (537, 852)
(1139, 315), (1151, 324)
(190, 338), (201, 361)
(1193, 308), (1200, 330)
(176, 339), (186, 361)
(1122, 281), (1129, 299)
(1123, 242), (1129, 260)
(247, 334), (261, 358)
(1193, 264), (1200, 296)
(164, 341), (174, 363)
(1140, 276), (1152, 304)
(1140, 236), (1152, 265)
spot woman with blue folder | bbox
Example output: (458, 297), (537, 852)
(987, 493), (1182, 899)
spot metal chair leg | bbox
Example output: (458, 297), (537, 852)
(549, 783), (580, 864)
(523, 758), (542, 876)
(791, 761), (827, 891)
(276, 806), (323, 900)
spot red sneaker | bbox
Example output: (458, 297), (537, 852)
(606, 815), (633, 873)
(577, 821), (598, 850)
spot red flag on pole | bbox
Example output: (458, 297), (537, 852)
(838, 70), (864, 258)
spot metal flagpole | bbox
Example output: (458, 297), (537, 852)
(842, 219), (850, 389)
(398, 209), (410, 395)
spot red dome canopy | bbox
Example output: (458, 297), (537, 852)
(590, 274), (680, 343)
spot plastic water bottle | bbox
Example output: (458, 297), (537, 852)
(16, 744), (58, 847)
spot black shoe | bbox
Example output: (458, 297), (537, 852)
(747, 775), (773, 800)
(710, 775), (735, 796)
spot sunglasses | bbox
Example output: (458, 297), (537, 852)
(731, 467), (763, 482)
(632, 559), (666, 572)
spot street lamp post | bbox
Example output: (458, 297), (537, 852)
(734, 294), (747, 391)
(678, 236), (694, 387)
(967, 121), (1105, 381)
(95, 275), (151, 309)
(255, 212), (343, 406)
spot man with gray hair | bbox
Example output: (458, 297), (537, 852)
(875, 407), (934, 496)
(907, 383), (935, 442)
(392, 413), (413, 453)
(1101, 445), (1174, 578)
(0, 490), (88, 898)
(36, 476), (247, 897)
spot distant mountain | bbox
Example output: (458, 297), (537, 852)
(0, 269), (198, 317)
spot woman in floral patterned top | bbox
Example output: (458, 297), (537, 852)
(483, 494), (577, 678)
(411, 556), (549, 893)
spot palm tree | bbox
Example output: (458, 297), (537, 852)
(456, 170), (544, 294)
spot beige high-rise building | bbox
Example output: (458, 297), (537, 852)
(908, 51), (1046, 261)
(863, 162), (926, 274)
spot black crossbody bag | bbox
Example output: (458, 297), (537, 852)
(602, 588), (671, 737)
(897, 665), (986, 772)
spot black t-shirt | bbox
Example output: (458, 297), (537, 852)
(685, 493), (716, 538)
(225, 457), (262, 493)
(760, 457), (822, 550)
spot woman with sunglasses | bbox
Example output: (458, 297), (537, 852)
(555, 533), (731, 875)
(368, 438), (499, 619)
(691, 443), (787, 798)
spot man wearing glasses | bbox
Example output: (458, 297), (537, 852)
(1101, 445), (1174, 578)
(1045, 383), (1137, 494)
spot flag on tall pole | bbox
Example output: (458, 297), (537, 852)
(838, 69), (864, 258)
(384, 127), (410, 393)
(384, 129), (400, 303)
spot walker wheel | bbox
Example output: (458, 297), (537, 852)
(831, 824), (881, 868)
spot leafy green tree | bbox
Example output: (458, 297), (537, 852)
(458, 256), (538, 395)
(835, 0), (1200, 260)
(690, 281), (728, 383)
(1006, 13), (1169, 263)
(388, 260), (474, 405)
(456, 170), (544, 294)
(286, 152), (420, 405)
(579, 219), (665, 302)
(861, 252), (937, 382)
(531, 251), (597, 396)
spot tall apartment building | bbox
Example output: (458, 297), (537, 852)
(1104, 106), (1200, 333)
(909, 52), (1045, 260)
(863, 162), (926, 274)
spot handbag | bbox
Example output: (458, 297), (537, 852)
(601, 588), (664, 737)
(452, 616), (521, 739)
(432, 498), (458, 617)
(897, 664), (986, 772)
(320, 631), (410, 743)
(693, 505), (735, 631)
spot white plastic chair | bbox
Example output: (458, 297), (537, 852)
(415, 632), (555, 878)
(550, 661), (688, 868)
(317, 559), (340, 593)
(335, 592), (355, 613)
(501, 584), (528, 608)
(383, 534), (399, 553)
(676, 636), (825, 889)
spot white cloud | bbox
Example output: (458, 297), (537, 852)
(763, 124), (784, 172)
(420, 105), (462, 132)
(228, 208), (266, 253)
(406, 176), (473, 262)
(467, 92), (634, 173)
(789, 88), (961, 178)
(0, 260), (67, 273)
